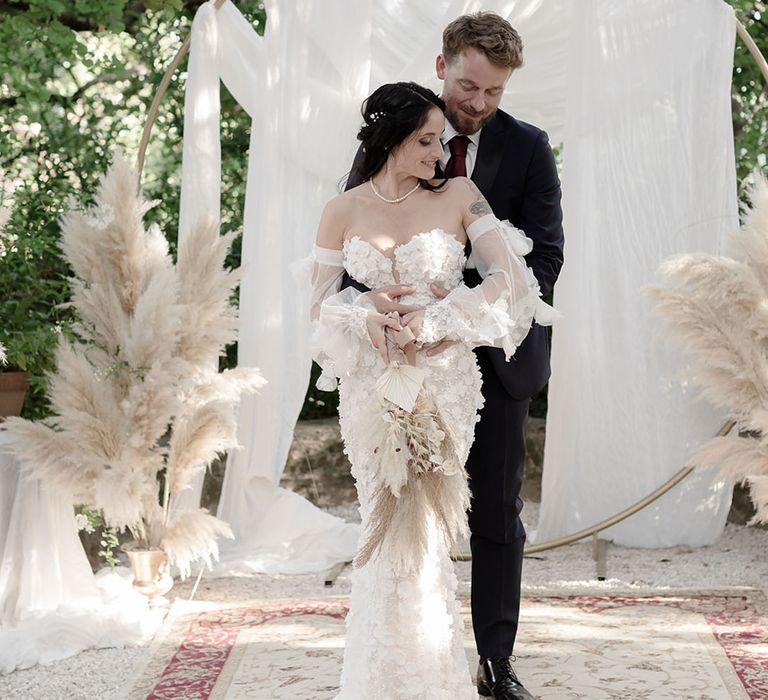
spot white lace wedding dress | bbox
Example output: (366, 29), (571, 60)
(308, 215), (550, 699)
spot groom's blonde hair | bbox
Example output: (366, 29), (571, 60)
(442, 12), (523, 70)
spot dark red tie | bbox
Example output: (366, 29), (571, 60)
(445, 135), (469, 178)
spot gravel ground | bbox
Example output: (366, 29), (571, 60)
(1, 502), (765, 700)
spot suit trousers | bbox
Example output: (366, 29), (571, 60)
(467, 346), (529, 658)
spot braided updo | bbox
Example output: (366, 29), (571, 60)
(356, 82), (447, 190)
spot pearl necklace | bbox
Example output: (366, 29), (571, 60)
(370, 178), (421, 204)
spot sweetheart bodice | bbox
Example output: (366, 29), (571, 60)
(342, 229), (466, 303)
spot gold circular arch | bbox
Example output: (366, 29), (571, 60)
(135, 9), (766, 559)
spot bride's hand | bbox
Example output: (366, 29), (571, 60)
(367, 312), (402, 364)
(401, 309), (425, 340)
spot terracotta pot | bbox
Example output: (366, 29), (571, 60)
(125, 547), (174, 606)
(0, 371), (29, 420)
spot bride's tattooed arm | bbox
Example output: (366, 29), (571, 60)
(462, 178), (493, 217)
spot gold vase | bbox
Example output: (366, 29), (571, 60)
(125, 548), (173, 606)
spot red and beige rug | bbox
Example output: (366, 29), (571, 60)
(122, 590), (768, 699)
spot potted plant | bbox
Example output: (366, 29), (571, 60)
(0, 361), (28, 420)
(0, 328), (58, 419)
(2, 154), (265, 597)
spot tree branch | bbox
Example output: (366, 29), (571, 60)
(0, 70), (139, 109)
(71, 71), (139, 102)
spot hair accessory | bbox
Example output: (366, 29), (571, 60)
(369, 111), (387, 123)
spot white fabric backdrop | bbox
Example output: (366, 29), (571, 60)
(535, 0), (737, 547)
(178, 0), (738, 572)
(213, 0), (374, 574)
(177, 0), (365, 575)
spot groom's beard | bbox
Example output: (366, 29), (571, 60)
(446, 104), (497, 135)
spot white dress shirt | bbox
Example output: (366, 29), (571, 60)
(440, 121), (482, 177)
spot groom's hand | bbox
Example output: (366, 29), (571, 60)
(423, 283), (458, 356)
(423, 339), (458, 357)
(364, 285), (420, 315)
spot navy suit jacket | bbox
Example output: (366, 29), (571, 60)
(344, 108), (564, 399)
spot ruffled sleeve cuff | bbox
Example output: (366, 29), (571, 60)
(311, 287), (373, 389)
(420, 216), (559, 360)
(466, 214), (533, 255)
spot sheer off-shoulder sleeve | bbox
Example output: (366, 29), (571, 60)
(309, 245), (373, 390)
(420, 215), (557, 359)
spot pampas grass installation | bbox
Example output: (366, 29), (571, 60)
(1, 153), (266, 576)
(648, 175), (768, 524)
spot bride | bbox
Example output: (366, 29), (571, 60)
(309, 81), (550, 699)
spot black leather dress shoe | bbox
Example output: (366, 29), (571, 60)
(476, 657), (535, 700)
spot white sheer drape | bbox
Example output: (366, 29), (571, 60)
(213, 0), (376, 575)
(177, 0), (367, 574)
(0, 435), (156, 673)
(535, 0), (737, 547)
(178, 0), (738, 571)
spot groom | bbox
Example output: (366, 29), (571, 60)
(344, 13), (563, 700)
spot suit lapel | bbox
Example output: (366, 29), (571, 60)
(472, 113), (505, 195)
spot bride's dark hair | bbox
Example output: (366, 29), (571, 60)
(356, 82), (448, 191)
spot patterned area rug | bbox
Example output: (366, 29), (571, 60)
(122, 590), (768, 700)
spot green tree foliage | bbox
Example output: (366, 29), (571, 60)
(0, 0), (264, 416)
(0, 1), (766, 420)
(732, 1), (768, 187)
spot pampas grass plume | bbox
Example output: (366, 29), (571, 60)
(650, 174), (768, 522)
(1, 152), (263, 577)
